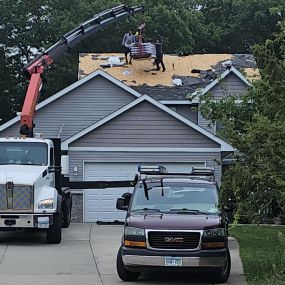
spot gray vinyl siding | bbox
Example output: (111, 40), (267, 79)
(68, 151), (222, 184)
(0, 76), (135, 140)
(167, 105), (198, 124)
(210, 73), (248, 100)
(197, 73), (249, 133)
(198, 111), (215, 134)
(71, 101), (219, 148)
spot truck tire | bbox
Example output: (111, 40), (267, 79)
(62, 195), (72, 228)
(211, 248), (231, 283)
(46, 211), (62, 244)
(116, 248), (140, 281)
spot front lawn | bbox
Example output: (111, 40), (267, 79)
(230, 225), (285, 285)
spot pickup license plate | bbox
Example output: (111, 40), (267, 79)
(165, 257), (182, 267)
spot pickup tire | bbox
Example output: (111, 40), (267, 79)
(46, 211), (62, 244)
(211, 248), (231, 283)
(116, 248), (140, 281)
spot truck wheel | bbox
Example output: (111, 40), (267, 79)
(62, 196), (72, 228)
(211, 248), (231, 283)
(116, 248), (140, 281)
(46, 211), (62, 244)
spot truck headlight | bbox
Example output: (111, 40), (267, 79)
(125, 226), (145, 236)
(203, 228), (225, 237)
(38, 199), (54, 209)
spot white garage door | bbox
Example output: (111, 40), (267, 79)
(84, 162), (205, 222)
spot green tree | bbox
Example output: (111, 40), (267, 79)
(198, 0), (285, 53)
(198, 21), (285, 223)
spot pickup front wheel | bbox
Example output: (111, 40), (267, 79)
(116, 248), (140, 281)
(46, 211), (62, 244)
(211, 248), (231, 283)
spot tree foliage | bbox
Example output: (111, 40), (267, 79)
(0, 0), (284, 123)
(199, 21), (285, 223)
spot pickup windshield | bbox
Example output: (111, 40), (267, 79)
(0, 142), (48, 166)
(131, 180), (219, 214)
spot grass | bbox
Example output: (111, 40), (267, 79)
(230, 225), (285, 285)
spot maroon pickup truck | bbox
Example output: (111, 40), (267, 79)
(116, 166), (231, 283)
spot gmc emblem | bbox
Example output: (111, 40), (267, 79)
(164, 237), (184, 243)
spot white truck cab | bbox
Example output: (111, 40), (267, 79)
(0, 137), (70, 243)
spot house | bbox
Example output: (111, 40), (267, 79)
(79, 53), (258, 133)
(0, 54), (257, 223)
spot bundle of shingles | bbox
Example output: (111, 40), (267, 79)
(130, 43), (156, 60)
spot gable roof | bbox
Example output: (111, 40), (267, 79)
(189, 66), (251, 101)
(0, 69), (142, 133)
(62, 94), (235, 152)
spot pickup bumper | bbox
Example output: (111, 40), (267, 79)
(121, 246), (228, 272)
(0, 214), (53, 229)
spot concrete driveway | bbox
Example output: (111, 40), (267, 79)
(0, 224), (246, 285)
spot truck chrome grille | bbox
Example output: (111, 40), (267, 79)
(0, 186), (7, 210)
(13, 186), (33, 210)
(148, 231), (201, 250)
(0, 184), (33, 212)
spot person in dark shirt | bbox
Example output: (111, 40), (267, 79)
(153, 32), (165, 72)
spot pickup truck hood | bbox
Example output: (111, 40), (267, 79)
(128, 213), (221, 230)
(0, 165), (47, 185)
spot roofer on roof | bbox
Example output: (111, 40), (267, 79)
(153, 31), (166, 72)
(122, 30), (135, 65)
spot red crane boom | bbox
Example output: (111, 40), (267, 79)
(20, 5), (144, 137)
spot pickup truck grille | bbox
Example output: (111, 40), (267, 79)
(0, 184), (33, 212)
(148, 231), (201, 250)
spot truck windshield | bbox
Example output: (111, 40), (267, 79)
(131, 180), (219, 214)
(0, 142), (48, 166)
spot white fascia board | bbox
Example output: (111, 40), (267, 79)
(187, 66), (251, 100)
(159, 100), (193, 105)
(68, 147), (222, 152)
(0, 115), (21, 132)
(36, 69), (141, 110)
(0, 69), (142, 133)
(63, 94), (235, 152)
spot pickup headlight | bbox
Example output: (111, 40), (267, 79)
(125, 227), (145, 236)
(203, 228), (225, 237)
(125, 226), (145, 236)
(38, 198), (54, 209)
(124, 227), (146, 248)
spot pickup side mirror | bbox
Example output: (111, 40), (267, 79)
(122, 192), (132, 203)
(116, 198), (128, 211)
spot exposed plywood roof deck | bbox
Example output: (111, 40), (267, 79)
(79, 53), (259, 87)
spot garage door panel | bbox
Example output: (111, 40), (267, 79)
(84, 162), (204, 222)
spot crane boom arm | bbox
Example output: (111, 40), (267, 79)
(20, 4), (144, 137)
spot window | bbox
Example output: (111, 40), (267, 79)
(0, 142), (48, 166)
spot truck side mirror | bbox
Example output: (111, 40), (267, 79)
(116, 198), (128, 211)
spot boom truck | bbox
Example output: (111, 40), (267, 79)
(0, 5), (144, 244)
